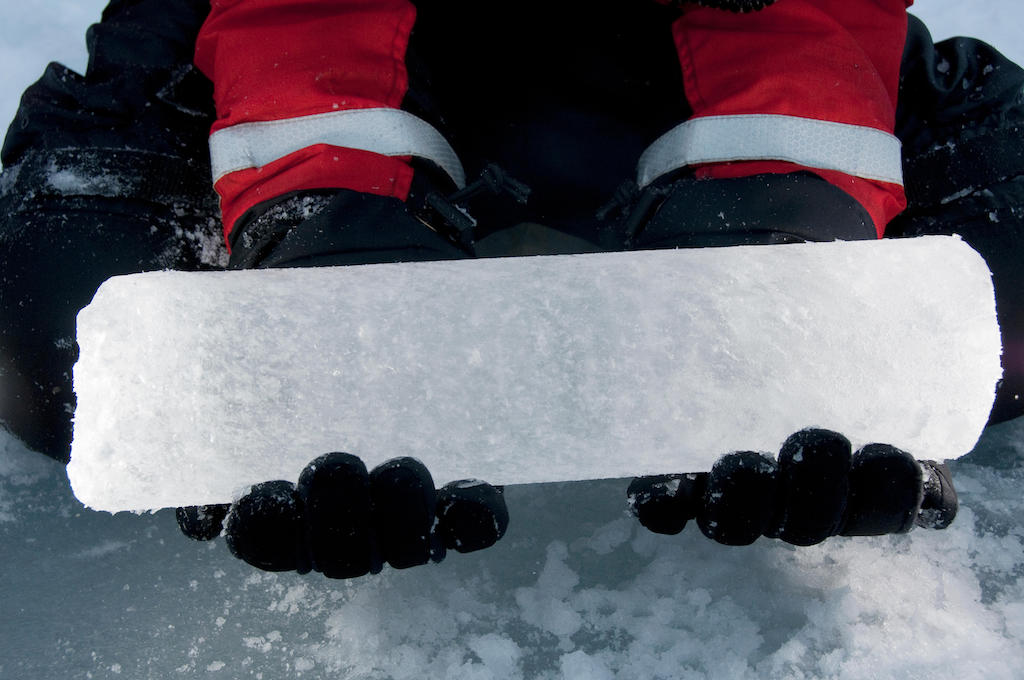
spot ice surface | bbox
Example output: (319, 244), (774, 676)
(69, 237), (1001, 511)
(5, 420), (1024, 679)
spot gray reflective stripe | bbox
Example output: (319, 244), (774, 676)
(637, 114), (904, 188)
(209, 107), (466, 188)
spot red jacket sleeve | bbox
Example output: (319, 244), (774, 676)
(664, 0), (912, 235)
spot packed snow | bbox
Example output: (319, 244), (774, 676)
(69, 237), (1000, 511)
(4, 423), (1024, 679)
(2, 2), (1024, 679)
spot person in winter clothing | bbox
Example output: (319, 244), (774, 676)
(1, 0), (1020, 577)
(198, 0), (906, 264)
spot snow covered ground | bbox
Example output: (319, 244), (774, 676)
(2, 2), (1024, 679)
(3, 417), (1024, 679)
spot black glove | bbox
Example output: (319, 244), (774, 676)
(228, 162), (533, 270)
(176, 453), (509, 578)
(604, 170), (876, 251)
(628, 428), (958, 546)
(226, 186), (470, 270)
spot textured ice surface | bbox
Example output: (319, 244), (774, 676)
(5, 419), (1024, 679)
(69, 237), (1001, 511)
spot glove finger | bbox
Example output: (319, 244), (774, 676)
(176, 504), (230, 541)
(224, 480), (305, 572)
(370, 457), (437, 569)
(697, 451), (778, 546)
(436, 480), (509, 553)
(841, 444), (923, 536)
(297, 452), (377, 579)
(771, 428), (852, 546)
(627, 473), (705, 536)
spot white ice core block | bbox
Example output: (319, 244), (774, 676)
(69, 236), (1001, 512)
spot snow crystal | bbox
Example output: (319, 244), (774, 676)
(560, 650), (615, 680)
(71, 540), (129, 560)
(515, 542), (585, 640)
(941, 186), (978, 204)
(46, 166), (123, 196)
(467, 634), (522, 678)
(0, 161), (21, 195)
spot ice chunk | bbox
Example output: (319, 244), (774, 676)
(68, 236), (1001, 511)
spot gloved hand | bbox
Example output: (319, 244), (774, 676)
(603, 170), (877, 251)
(225, 185), (471, 270)
(176, 453), (509, 578)
(628, 428), (958, 546)
(227, 162), (532, 270)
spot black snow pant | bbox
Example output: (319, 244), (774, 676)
(888, 15), (1024, 425)
(0, 0), (222, 461)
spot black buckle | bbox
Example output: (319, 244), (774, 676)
(596, 177), (675, 248)
(419, 163), (531, 251)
